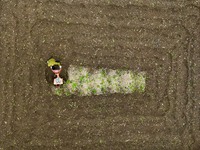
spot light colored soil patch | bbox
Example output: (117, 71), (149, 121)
(53, 65), (146, 96)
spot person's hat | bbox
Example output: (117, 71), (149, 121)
(47, 58), (61, 67)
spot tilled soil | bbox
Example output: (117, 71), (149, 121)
(0, 0), (200, 149)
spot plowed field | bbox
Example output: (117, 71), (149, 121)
(0, 0), (200, 149)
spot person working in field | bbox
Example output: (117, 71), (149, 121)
(47, 58), (63, 86)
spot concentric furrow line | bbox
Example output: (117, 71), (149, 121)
(31, 2), (176, 118)
(22, 115), (171, 146)
(49, 0), (200, 8)
(34, 0), (182, 125)
(0, 0), (17, 144)
(31, 20), (187, 51)
(38, 1), (200, 31)
(190, 27), (200, 147)
(32, 1), (197, 148)
(6, 1), (44, 147)
(32, 1), (187, 148)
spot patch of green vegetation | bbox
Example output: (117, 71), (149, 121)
(129, 82), (136, 92)
(53, 65), (146, 96)
(136, 73), (146, 92)
(66, 80), (72, 84)
(65, 90), (71, 96)
(72, 82), (78, 91)
(129, 73), (136, 92)
(107, 77), (111, 84)
(54, 88), (63, 96)
(91, 89), (97, 94)
(116, 69), (122, 76)
(79, 66), (83, 72)
(79, 76), (85, 83)
(101, 69), (107, 77)
(101, 87), (106, 93)
(79, 72), (90, 89)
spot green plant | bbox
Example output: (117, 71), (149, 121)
(54, 88), (63, 96)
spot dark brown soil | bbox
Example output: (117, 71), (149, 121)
(0, 0), (200, 149)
